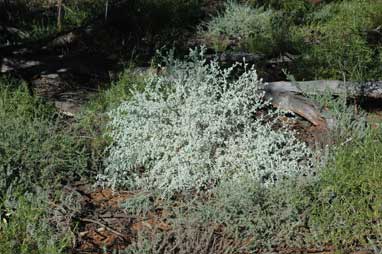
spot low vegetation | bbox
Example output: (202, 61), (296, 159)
(308, 129), (382, 248)
(0, 190), (70, 254)
(292, 0), (382, 80)
(99, 50), (313, 196)
(1, 0), (382, 253)
(102, 51), (381, 253)
(200, 0), (382, 80)
(0, 80), (88, 195)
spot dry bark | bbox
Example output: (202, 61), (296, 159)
(265, 80), (382, 99)
(263, 90), (328, 129)
(204, 52), (296, 64)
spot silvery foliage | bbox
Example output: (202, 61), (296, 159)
(200, 1), (273, 40)
(98, 48), (313, 196)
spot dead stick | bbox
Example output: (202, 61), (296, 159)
(57, 0), (63, 32)
(80, 218), (125, 238)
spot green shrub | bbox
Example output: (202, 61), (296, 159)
(0, 190), (70, 254)
(291, 0), (382, 80)
(0, 80), (87, 195)
(247, 0), (314, 24)
(306, 128), (382, 248)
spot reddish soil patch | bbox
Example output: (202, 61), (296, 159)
(69, 185), (170, 254)
(71, 186), (133, 253)
(87, 189), (132, 209)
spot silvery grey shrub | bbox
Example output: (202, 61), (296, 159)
(199, 1), (273, 41)
(98, 48), (314, 196)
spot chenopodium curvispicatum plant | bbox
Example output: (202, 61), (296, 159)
(98, 48), (314, 196)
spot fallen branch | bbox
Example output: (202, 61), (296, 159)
(263, 90), (328, 128)
(0, 25), (29, 39)
(204, 52), (297, 65)
(80, 218), (125, 239)
(262, 79), (382, 130)
(265, 80), (382, 99)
